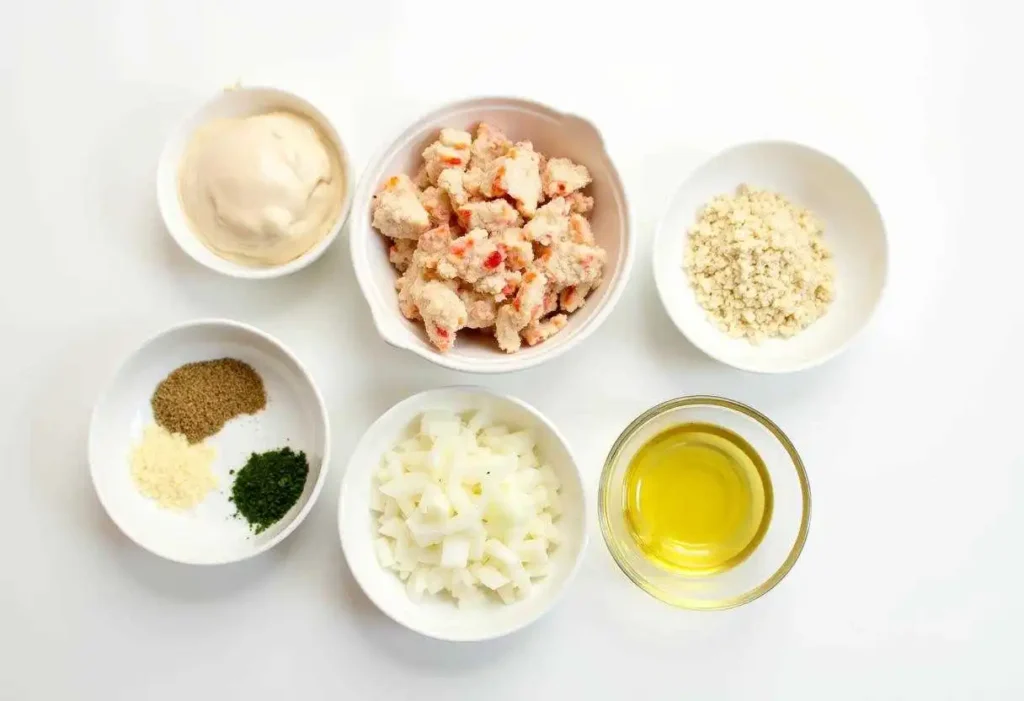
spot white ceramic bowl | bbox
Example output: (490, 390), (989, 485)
(157, 86), (354, 279)
(89, 319), (330, 565)
(338, 387), (588, 641)
(350, 97), (634, 373)
(653, 141), (888, 373)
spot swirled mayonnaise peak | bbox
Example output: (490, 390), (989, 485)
(178, 111), (345, 266)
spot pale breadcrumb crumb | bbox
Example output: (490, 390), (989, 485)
(683, 185), (835, 342)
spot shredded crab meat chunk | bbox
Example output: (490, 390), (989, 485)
(456, 200), (522, 234)
(412, 224), (454, 270)
(497, 228), (533, 270)
(542, 157), (592, 199)
(389, 239), (416, 272)
(476, 269), (521, 302)
(566, 191), (594, 215)
(371, 124), (606, 353)
(459, 287), (499, 329)
(523, 197), (571, 245)
(482, 142), (543, 217)
(416, 281), (467, 352)
(418, 186), (453, 226)
(538, 241), (606, 289)
(436, 228), (506, 284)
(421, 129), (472, 184)
(523, 314), (568, 346)
(568, 214), (595, 245)
(372, 175), (431, 240)
(469, 122), (512, 170)
(559, 283), (594, 313)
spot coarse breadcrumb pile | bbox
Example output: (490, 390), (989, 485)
(683, 185), (835, 342)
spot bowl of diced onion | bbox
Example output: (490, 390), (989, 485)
(338, 386), (587, 642)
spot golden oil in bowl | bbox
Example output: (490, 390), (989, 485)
(624, 422), (773, 575)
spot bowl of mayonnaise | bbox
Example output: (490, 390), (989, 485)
(158, 86), (353, 279)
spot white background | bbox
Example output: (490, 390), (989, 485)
(3, 1), (1020, 698)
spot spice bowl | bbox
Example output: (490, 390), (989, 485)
(599, 396), (810, 609)
(338, 386), (588, 641)
(653, 140), (888, 373)
(157, 85), (354, 279)
(89, 319), (331, 565)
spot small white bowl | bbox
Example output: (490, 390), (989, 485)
(338, 387), (588, 642)
(89, 319), (331, 565)
(157, 86), (354, 279)
(653, 141), (888, 373)
(350, 96), (634, 373)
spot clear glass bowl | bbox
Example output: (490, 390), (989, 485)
(599, 396), (811, 610)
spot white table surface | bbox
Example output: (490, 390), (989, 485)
(4, 1), (1021, 698)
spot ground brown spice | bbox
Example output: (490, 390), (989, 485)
(151, 358), (266, 443)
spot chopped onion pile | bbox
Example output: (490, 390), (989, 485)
(372, 410), (562, 606)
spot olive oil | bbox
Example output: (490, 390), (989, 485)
(624, 422), (772, 575)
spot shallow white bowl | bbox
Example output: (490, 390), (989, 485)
(350, 96), (634, 373)
(338, 387), (588, 641)
(653, 141), (888, 373)
(157, 86), (354, 279)
(89, 319), (330, 565)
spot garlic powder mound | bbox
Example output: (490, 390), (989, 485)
(683, 185), (835, 342)
(130, 424), (217, 510)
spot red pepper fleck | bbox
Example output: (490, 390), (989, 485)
(435, 326), (449, 339)
(514, 297), (522, 311)
(451, 243), (467, 258)
(442, 156), (464, 165)
(501, 282), (516, 297)
(484, 250), (503, 269)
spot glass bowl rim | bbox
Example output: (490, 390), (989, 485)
(598, 394), (811, 610)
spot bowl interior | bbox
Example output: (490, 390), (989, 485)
(89, 321), (328, 564)
(653, 141), (887, 373)
(599, 397), (810, 609)
(352, 97), (631, 371)
(157, 87), (352, 279)
(339, 387), (587, 641)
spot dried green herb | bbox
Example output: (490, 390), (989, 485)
(230, 447), (309, 534)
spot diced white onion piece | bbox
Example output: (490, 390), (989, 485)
(371, 410), (563, 606)
(379, 517), (405, 540)
(374, 538), (395, 568)
(441, 535), (471, 569)
(471, 564), (510, 590)
(466, 410), (491, 434)
(407, 569), (428, 601)
(369, 486), (384, 512)
(496, 583), (518, 605)
(517, 538), (549, 564)
(418, 483), (450, 520)
(425, 568), (446, 594)
(406, 515), (446, 548)
(484, 538), (519, 569)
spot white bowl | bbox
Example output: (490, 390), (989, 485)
(653, 141), (888, 373)
(89, 319), (331, 565)
(338, 387), (588, 641)
(157, 86), (354, 279)
(350, 96), (634, 373)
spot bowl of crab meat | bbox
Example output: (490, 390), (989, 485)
(350, 97), (633, 374)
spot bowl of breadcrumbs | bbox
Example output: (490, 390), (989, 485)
(653, 141), (887, 373)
